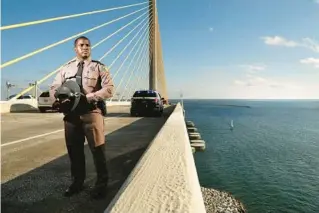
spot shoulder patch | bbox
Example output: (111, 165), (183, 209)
(100, 64), (109, 73)
(92, 60), (105, 66)
(92, 60), (109, 72)
(63, 59), (76, 67)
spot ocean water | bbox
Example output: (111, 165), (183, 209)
(177, 99), (319, 213)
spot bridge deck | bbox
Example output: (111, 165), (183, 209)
(1, 105), (174, 213)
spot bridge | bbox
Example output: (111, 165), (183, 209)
(1, 1), (208, 213)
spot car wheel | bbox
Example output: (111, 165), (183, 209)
(130, 111), (136, 116)
(39, 107), (46, 113)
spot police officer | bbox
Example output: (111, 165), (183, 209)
(49, 36), (114, 199)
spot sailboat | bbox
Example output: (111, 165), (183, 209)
(230, 120), (234, 130)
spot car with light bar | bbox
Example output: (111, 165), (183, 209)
(130, 90), (164, 117)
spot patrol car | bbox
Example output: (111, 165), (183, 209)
(130, 90), (164, 117)
(37, 91), (55, 113)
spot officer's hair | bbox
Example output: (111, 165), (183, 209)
(74, 36), (90, 47)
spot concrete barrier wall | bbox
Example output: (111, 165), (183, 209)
(0, 100), (39, 114)
(105, 103), (206, 213)
(0, 102), (11, 114)
(106, 101), (131, 106)
(0, 100), (131, 114)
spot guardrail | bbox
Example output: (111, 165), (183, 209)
(0, 100), (131, 114)
(105, 103), (206, 213)
(0, 99), (39, 113)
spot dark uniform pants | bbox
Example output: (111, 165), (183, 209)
(64, 110), (108, 186)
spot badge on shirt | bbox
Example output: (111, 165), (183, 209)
(90, 66), (95, 72)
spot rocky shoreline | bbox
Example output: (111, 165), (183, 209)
(201, 187), (246, 213)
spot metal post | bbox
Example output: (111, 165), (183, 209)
(7, 87), (10, 100)
(6, 81), (13, 100)
(180, 91), (185, 117)
(149, 0), (157, 91)
(34, 81), (38, 99)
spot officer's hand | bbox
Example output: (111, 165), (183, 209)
(86, 93), (96, 103)
(61, 99), (70, 104)
(52, 100), (60, 109)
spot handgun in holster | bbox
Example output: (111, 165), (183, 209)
(97, 100), (107, 117)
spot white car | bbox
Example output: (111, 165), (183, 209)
(38, 91), (55, 113)
(7, 94), (34, 100)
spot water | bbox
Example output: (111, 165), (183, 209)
(178, 99), (319, 213)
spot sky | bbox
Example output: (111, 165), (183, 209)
(1, 0), (319, 100)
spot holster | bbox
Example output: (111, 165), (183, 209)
(82, 100), (106, 116)
(97, 101), (107, 116)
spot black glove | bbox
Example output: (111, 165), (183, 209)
(52, 100), (60, 110)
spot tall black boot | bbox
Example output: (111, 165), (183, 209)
(90, 144), (109, 199)
(64, 145), (86, 197)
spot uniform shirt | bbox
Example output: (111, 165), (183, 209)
(49, 57), (114, 102)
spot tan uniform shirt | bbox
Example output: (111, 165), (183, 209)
(49, 58), (114, 102)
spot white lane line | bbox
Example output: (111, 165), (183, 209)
(1, 114), (127, 147)
(1, 129), (65, 147)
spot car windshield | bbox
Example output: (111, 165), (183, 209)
(39, 92), (50, 97)
(8, 94), (32, 99)
(21, 95), (31, 99)
(133, 91), (157, 97)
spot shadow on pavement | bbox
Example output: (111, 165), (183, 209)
(1, 105), (175, 213)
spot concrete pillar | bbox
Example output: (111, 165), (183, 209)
(149, 0), (157, 90)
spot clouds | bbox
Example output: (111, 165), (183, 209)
(234, 74), (301, 90)
(261, 36), (319, 53)
(239, 64), (266, 74)
(234, 76), (269, 87)
(235, 63), (271, 87)
(302, 38), (319, 53)
(300, 57), (319, 68)
(229, 32), (319, 98)
(261, 36), (299, 47)
(232, 59), (311, 94)
(234, 65), (284, 89)
(261, 35), (319, 70)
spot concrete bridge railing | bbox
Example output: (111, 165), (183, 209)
(0, 99), (39, 113)
(0, 100), (131, 114)
(105, 103), (206, 213)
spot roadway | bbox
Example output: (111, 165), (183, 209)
(1, 105), (175, 213)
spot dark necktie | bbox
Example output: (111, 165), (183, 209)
(76, 61), (84, 88)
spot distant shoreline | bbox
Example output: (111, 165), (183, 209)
(212, 104), (251, 108)
(169, 98), (319, 101)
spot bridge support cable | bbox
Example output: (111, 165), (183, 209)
(91, 9), (149, 52)
(118, 32), (149, 101)
(126, 27), (152, 98)
(0, 2), (148, 30)
(125, 41), (151, 99)
(109, 28), (149, 102)
(9, 10), (151, 101)
(106, 22), (149, 102)
(126, 22), (153, 96)
(119, 40), (149, 101)
(105, 12), (152, 80)
(96, 9), (152, 64)
(119, 24), (152, 101)
(0, 5), (150, 69)
(131, 56), (150, 94)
